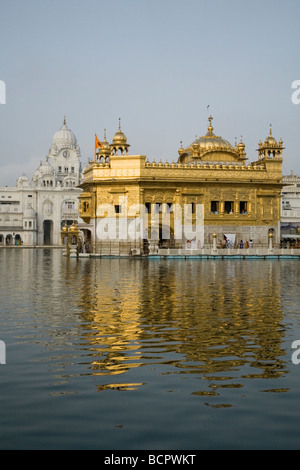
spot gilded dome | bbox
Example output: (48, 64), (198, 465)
(52, 118), (77, 150)
(238, 137), (245, 151)
(196, 134), (234, 151)
(69, 221), (79, 232)
(96, 129), (111, 159)
(264, 125), (278, 147)
(178, 116), (246, 163)
(101, 129), (111, 150)
(112, 118), (127, 144)
(194, 117), (234, 151)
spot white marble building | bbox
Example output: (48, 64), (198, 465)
(0, 119), (83, 246)
(281, 171), (300, 246)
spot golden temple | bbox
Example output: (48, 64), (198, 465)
(78, 116), (283, 254)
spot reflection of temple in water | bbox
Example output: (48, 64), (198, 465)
(76, 259), (144, 381)
(72, 257), (286, 387)
(138, 260), (285, 381)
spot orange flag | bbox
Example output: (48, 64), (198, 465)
(95, 134), (103, 160)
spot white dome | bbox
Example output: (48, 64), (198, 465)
(16, 175), (30, 188)
(39, 160), (55, 177)
(52, 118), (77, 150)
(32, 159), (54, 184)
(24, 204), (36, 219)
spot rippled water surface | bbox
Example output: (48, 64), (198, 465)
(1, 248), (300, 449)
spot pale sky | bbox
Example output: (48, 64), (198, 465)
(0, 0), (299, 186)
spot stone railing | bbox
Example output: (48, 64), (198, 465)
(90, 160), (266, 171)
(144, 161), (265, 171)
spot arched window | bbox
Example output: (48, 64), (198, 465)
(15, 234), (22, 246)
(6, 234), (12, 245)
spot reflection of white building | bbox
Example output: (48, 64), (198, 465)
(281, 171), (300, 246)
(0, 119), (83, 246)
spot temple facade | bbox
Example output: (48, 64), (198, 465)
(78, 116), (283, 254)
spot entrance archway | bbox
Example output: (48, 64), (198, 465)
(43, 220), (53, 245)
(6, 234), (13, 246)
(148, 224), (175, 248)
(15, 234), (22, 246)
(159, 224), (175, 248)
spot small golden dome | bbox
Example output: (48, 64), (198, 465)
(264, 125), (278, 146)
(178, 141), (184, 155)
(69, 221), (78, 232)
(62, 224), (68, 232)
(238, 137), (245, 151)
(96, 129), (111, 157)
(102, 129), (110, 149)
(112, 118), (127, 144)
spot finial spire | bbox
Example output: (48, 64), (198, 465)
(63, 115), (66, 125)
(118, 117), (121, 131)
(207, 115), (214, 134)
(104, 128), (107, 141)
(269, 124), (272, 136)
